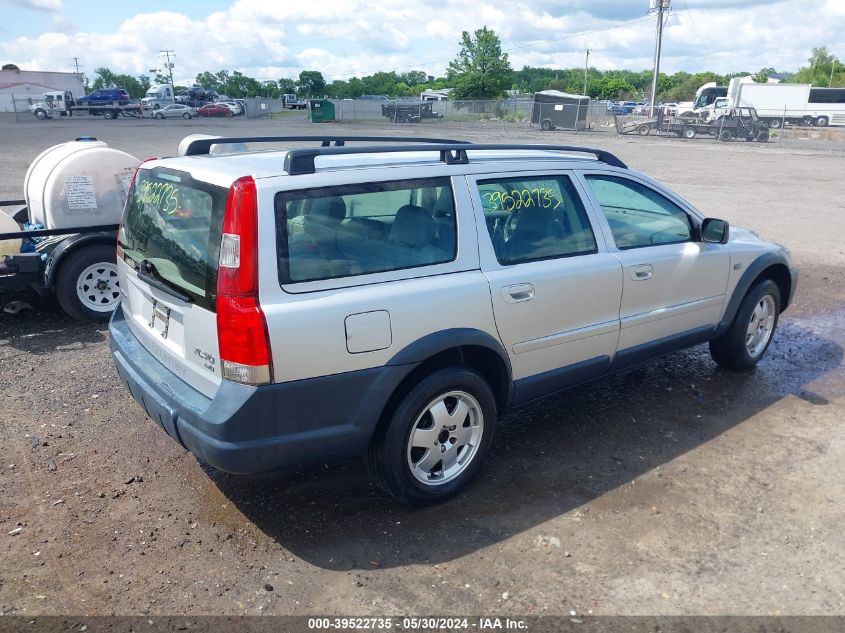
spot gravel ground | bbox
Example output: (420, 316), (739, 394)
(0, 113), (843, 617)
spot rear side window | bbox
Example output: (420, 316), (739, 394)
(118, 168), (228, 310)
(585, 175), (691, 249)
(476, 175), (597, 265)
(275, 178), (456, 284)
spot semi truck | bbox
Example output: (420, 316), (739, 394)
(140, 84), (174, 110)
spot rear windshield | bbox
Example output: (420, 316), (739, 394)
(118, 168), (228, 310)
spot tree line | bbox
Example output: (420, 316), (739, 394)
(85, 27), (844, 103)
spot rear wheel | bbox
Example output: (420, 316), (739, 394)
(768, 119), (782, 129)
(367, 367), (497, 505)
(682, 126), (696, 139)
(718, 129), (734, 142)
(801, 116), (815, 127)
(55, 244), (120, 322)
(540, 119), (554, 131)
(183, 112), (191, 119)
(816, 116), (829, 127)
(637, 124), (650, 135)
(756, 129), (770, 142)
(710, 279), (781, 370)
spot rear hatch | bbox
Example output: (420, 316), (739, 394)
(116, 166), (228, 398)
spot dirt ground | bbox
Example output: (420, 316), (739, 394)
(0, 114), (843, 617)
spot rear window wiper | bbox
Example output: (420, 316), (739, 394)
(136, 259), (193, 303)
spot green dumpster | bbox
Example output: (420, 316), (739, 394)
(309, 99), (335, 123)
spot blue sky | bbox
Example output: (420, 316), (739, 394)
(1, 0), (843, 84)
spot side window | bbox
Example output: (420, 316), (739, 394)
(276, 178), (456, 284)
(477, 175), (597, 265)
(585, 175), (692, 249)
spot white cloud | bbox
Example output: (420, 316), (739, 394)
(3, 0), (62, 11)
(0, 0), (843, 83)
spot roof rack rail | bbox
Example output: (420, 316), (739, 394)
(282, 143), (627, 175)
(180, 135), (469, 157)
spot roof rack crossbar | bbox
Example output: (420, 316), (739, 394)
(181, 135), (469, 157)
(283, 143), (626, 175)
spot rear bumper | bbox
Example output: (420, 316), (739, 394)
(109, 306), (413, 474)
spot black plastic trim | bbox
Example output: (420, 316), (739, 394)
(512, 355), (611, 406)
(714, 252), (795, 337)
(611, 326), (715, 372)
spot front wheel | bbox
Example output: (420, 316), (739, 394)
(710, 279), (781, 370)
(155, 112), (164, 119)
(718, 129), (734, 142)
(55, 245), (120, 322)
(367, 367), (497, 505)
(183, 112), (191, 119)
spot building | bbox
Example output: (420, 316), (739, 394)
(420, 88), (451, 101)
(0, 69), (85, 113)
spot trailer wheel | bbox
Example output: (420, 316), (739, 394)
(682, 127), (697, 139)
(540, 119), (554, 131)
(768, 119), (782, 129)
(816, 116), (829, 128)
(637, 124), (650, 136)
(718, 129), (734, 142)
(55, 245), (120, 322)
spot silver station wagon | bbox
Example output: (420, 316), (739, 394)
(109, 136), (797, 505)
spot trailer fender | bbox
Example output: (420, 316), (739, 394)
(45, 230), (118, 287)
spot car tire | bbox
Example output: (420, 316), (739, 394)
(709, 279), (781, 371)
(756, 129), (770, 143)
(34, 109), (47, 120)
(183, 112), (191, 119)
(718, 129), (734, 142)
(540, 119), (554, 131)
(682, 127), (696, 139)
(366, 367), (497, 505)
(55, 244), (120, 322)
(155, 113), (164, 119)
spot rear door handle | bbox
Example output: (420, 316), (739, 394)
(502, 283), (535, 303)
(631, 264), (653, 281)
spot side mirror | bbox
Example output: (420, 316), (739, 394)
(701, 218), (729, 244)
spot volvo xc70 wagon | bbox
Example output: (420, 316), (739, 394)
(109, 135), (797, 505)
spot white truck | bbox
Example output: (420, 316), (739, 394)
(282, 93), (307, 109)
(140, 84), (174, 110)
(693, 78), (845, 128)
(29, 91), (75, 119)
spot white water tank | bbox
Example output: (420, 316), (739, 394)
(24, 138), (139, 230)
(0, 211), (22, 257)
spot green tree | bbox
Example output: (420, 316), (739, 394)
(297, 70), (326, 97)
(447, 26), (512, 100)
(90, 67), (148, 98)
(753, 67), (777, 83)
(792, 47), (843, 87)
(278, 78), (296, 94)
(195, 71), (222, 91)
(2, 63), (20, 71)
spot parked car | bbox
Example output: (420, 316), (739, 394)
(152, 104), (196, 119)
(196, 103), (232, 117)
(110, 136), (797, 505)
(216, 101), (242, 115)
(77, 89), (130, 106)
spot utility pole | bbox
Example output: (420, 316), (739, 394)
(649, 0), (669, 116)
(72, 57), (80, 74)
(583, 49), (590, 96)
(160, 49), (176, 94)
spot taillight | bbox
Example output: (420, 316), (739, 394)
(216, 176), (272, 385)
(117, 157), (157, 261)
